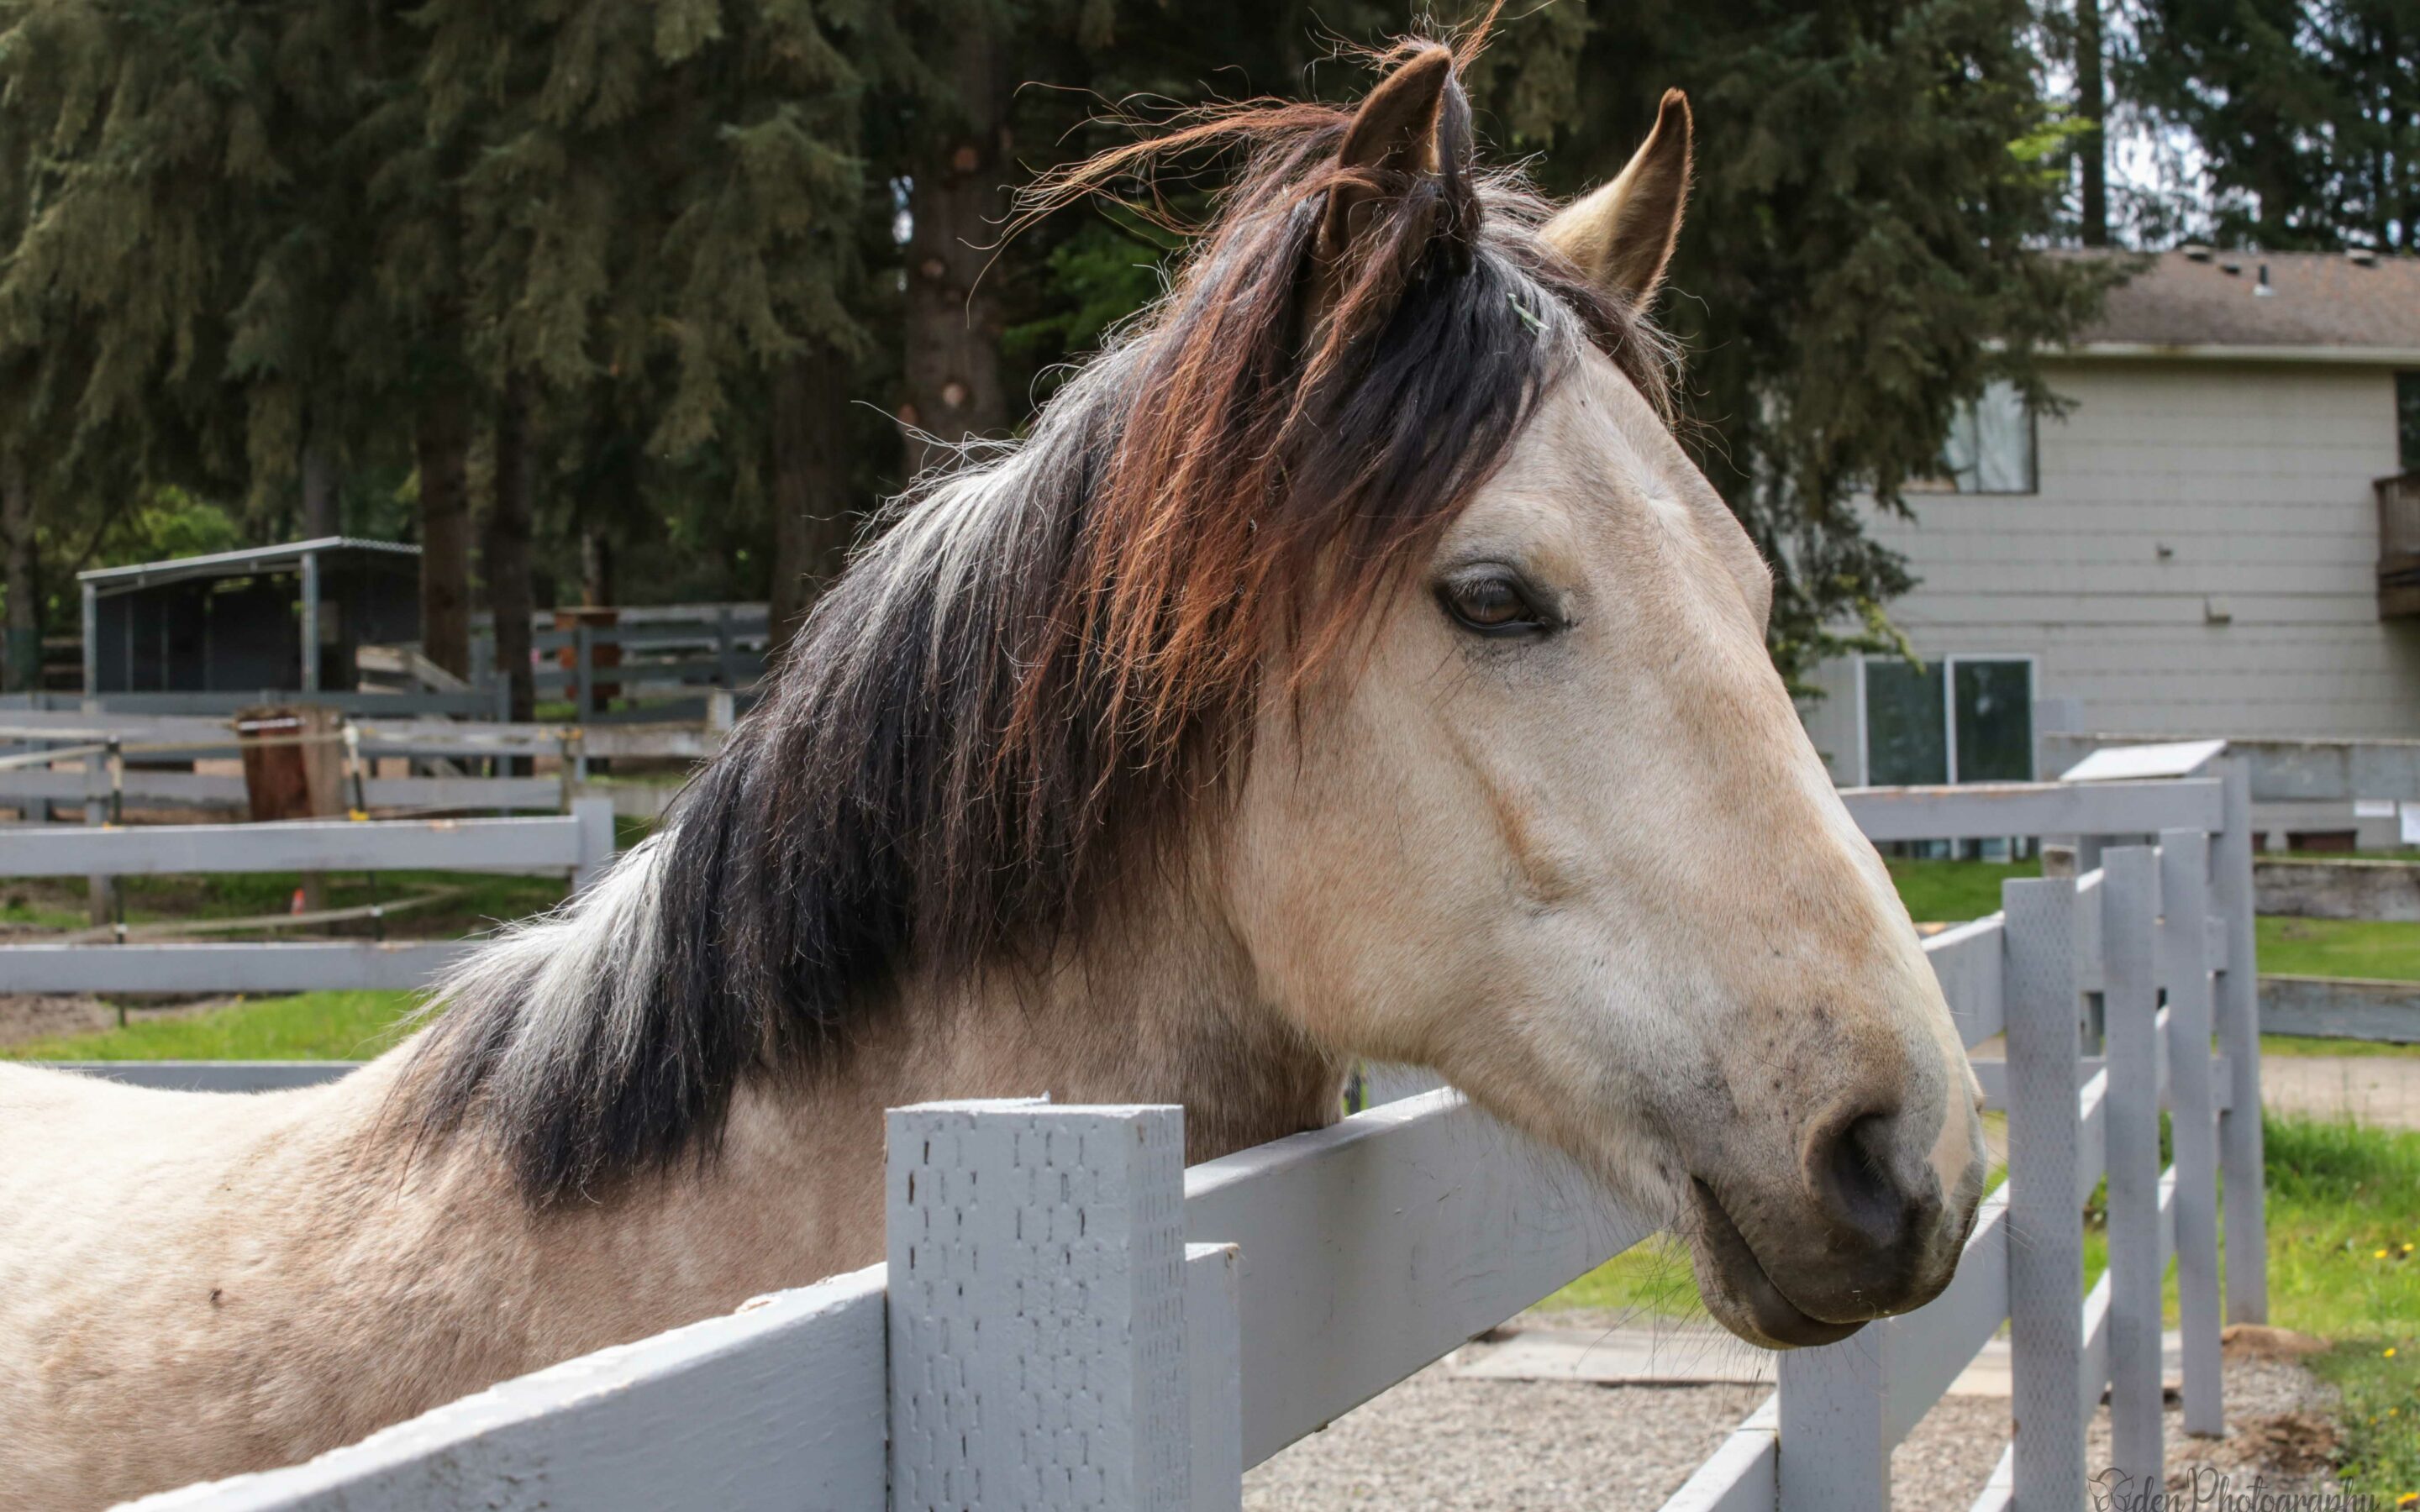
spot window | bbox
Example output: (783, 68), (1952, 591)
(1864, 659), (1947, 785)
(1860, 655), (2036, 785)
(2399, 371), (2420, 474)
(1936, 380), (2037, 495)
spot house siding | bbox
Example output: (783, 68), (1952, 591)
(1809, 357), (2420, 785)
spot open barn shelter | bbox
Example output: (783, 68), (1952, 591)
(79, 538), (421, 697)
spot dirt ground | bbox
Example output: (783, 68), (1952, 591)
(2260, 1054), (2420, 1129)
(0, 992), (236, 1049)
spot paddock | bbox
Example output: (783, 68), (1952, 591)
(34, 760), (2263, 1512)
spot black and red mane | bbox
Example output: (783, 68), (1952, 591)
(407, 43), (1674, 1205)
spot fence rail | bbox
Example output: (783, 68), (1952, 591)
(0, 708), (728, 763)
(85, 759), (2261, 1512)
(0, 767), (566, 816)
(0, 801), (611, 995)
(0, 807), (613, 881)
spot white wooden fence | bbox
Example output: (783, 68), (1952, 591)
(0, 800), (613, 994)
(85, 764), (2260, 1511)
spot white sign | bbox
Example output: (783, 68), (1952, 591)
(2402, 803), (2420, 846)
(2060, 739), (2228, 784)
(2355, 798), (2397, 819)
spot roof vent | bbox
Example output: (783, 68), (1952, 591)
(2349, 247), (2380, 267)
(2255, 262), (2275, 296)
(2181, 244), (2214, 262)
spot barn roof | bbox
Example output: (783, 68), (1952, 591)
(2074, 248), (2420, 360)
(78, 538), (418, 596)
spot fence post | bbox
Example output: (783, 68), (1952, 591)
(81, 721), (115, 928)
(2210, 757), (2267, 1324)
(2005, 874), (2086, 1511)
(887, 1100), (1192, 1512)
(2160, 827), (2225, 1437)
(715, 606), (737, 687)
(2101, 846), (2162, 1485)
(569, 796), (615, 894)
(1185, 1243), (1244, 1512)
(573, 623), (595, 722)
(1776, 1336), (1888, 1509)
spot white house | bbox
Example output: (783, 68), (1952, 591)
(1801, 248), (2420, 824)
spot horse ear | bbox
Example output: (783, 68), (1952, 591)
(1318, 48), (1457, 260)
(1543, 89), (1691, 308)
(1306, 48), (1476, 338)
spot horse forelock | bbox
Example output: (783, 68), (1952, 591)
(402, 75), (1676, 1205)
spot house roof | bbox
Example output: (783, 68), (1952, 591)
(79, 537), (419, 596)
(2072, 249), (2420, 361)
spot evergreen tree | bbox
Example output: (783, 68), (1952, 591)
(1506, 0), (2122, 686)
(2123, 0), (2419, 251)
(983, 2), (2118, 688)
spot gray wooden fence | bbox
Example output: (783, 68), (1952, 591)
(0, 800), (613, 994)
(87, 766), (2258, 1512)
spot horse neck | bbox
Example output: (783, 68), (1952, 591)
(840, 885), (1347, 1168)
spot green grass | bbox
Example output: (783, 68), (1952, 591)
(2264, 1033), (2420, 1061)
(2262, 1118), (2420, 1343)
(2259, 916), (2420, 982)
(1887, 855), (2041, 924)
(2262, 1117), (2420, 1504)
(1886, 859), (2420, 986)
(1553, 1118), (2420, 1326)
(2311, 1342), (2420, 1504)
(0, 893), (85, 931)
(0, 990), (420, 1061)
(1545, 1233), (1712, 1320)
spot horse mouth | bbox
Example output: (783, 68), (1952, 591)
(1688, 1178), (1865, 1349)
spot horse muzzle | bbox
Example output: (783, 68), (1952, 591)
(1684, 1099), (1985, 1349)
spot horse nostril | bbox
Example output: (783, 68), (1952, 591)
(1811, 1108), (1928, 1249)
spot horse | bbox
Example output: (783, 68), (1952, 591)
(0, 42), (1984, 1509)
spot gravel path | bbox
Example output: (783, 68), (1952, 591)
(1243, 1325), (2348, 1510)
(1241, 1366), (1767, 1510)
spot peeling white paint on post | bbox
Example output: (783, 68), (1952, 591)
(2101, 847), (2163, 1483)
(1777, 1331), (1887, 1509)
(2005, 874), (2086, 1511)
(2211, 759), (2269, 1324)
(888, 1100), (1190, 1512)
(2160, 828), (2226, 1437)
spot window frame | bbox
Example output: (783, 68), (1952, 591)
(1854, 653), (2040, 787)
(1933, 379), (2040, 496)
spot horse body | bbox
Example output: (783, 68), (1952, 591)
(0, 866), (1339, 1508)
(2, 42), (1986, 1508)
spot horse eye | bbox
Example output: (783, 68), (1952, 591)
(1439, 574), (1545, 637)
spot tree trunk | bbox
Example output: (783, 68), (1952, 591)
(486, 379), (537, 723)
(770, 352), (859, 652)
(901, 18), (1011, 479)
(2077, 0), (2107, 248)
(580, 524), (613, 608)
(415, 389), (473, 680)
(2, 452), (34, 693)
